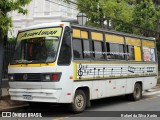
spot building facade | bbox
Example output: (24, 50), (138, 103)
(9, 0), (78, 37)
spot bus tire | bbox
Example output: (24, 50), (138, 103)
(69, 90), (86, 113)
(127, 83), (142, 101)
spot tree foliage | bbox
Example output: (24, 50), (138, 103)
(71, 0), (160, 37)
(0, 1), (32, 96)
(0, 0), (31, 36)
(132, 0), (160, 36)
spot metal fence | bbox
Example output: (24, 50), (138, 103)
(3, 42), (16, 78)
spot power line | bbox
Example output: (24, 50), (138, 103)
(45, 0), (77, 10)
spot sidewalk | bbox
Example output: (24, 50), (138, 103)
(0, 88), (28, 112)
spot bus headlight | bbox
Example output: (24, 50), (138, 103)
(9, 75), (14, 81)
(44, 74), (51, 81)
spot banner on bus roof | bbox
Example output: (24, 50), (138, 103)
(17, 27), (62, 41)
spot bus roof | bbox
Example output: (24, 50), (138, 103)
(71, 24), (156, 41)
(18, 22), (155, 41)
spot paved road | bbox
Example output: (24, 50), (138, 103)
(1, 87), (160, 120)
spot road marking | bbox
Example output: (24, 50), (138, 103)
(146, 89), (157, 92)
(143, 91), (160, 96)
(128, 96), (158, 104)
(128, 99), (145, 104)
(53, 117), (70, 120)
(52, 112), (84, 120)
(146, 96), (158, 100)
(53, 113), (82, 120)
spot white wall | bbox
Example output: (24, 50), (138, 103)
(9, 0), (78, 38)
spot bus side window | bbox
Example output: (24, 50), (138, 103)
(83, 40), (91, 58)
(127, 45), (135, 60)
(72, 30), (90, 60)
(125, 37), (142, 61)
(142, 40), (156, 62)
(107, 43), (125, 60)
(143, 47), (156, 62)
(73, 39), (83, 59)
(58, 27), (72, 65)
(93, 41), (104, 59)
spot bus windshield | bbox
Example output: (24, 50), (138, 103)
(11, 27), (62, 64)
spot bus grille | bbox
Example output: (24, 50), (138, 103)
(14, 73), (41, 81)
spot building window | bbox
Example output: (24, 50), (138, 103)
(44, 0), (50, 15)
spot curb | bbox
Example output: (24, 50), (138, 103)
(0, 104), (29, 112)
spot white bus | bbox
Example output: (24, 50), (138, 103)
(8, 22), (158, 113)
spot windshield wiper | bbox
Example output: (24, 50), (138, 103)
(16, 60), (33, 64)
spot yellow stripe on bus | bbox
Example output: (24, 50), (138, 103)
(72, 29), (81, 38)
(134, 46), (142, 61)
(8, 62), (56, 68)
(142, 40), (155, 48)
(105, 34), (124, 44)
(91, 32), (103, 41)
(73, 63), (77, 80)
(126, 37), (141, 46)
(81, 31), (88, 39)
(73, 74), (157, 81)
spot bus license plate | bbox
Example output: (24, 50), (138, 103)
(23, 95), (33, 100)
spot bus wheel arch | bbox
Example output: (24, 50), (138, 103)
(127, 82), (142, 101)
(69, 86), (90, 113)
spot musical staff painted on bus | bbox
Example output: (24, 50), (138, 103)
(76, 63), (156, 79)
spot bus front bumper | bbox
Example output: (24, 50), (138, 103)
(9, 88), (62, 103)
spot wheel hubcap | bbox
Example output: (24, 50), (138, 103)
(134, 87), (140, 98)
(75, 94), (84, 109)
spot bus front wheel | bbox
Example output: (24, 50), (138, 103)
(69, 90), (86, 113)
(127, 83), (142, 101)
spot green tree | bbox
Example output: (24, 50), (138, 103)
(65, 0), (160, 54)
(132, 0), (160, 37)
(75, 0), (104, 27)
(0, 0), (31, 98)
(100, 0), (133, 33)
(70, 0), (160, 36)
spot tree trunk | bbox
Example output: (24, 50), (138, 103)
(0, 29), (5, 99)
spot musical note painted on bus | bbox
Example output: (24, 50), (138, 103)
(147, 67), (154, 72)
(120, 67), (123, 75)
(128, 66), (136, 73)
(78, 64), (83, 79)
(103, 67), (105, 78)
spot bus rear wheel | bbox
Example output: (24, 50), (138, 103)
(127, 83), (142, 101)
(69, 90), (86, 113)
